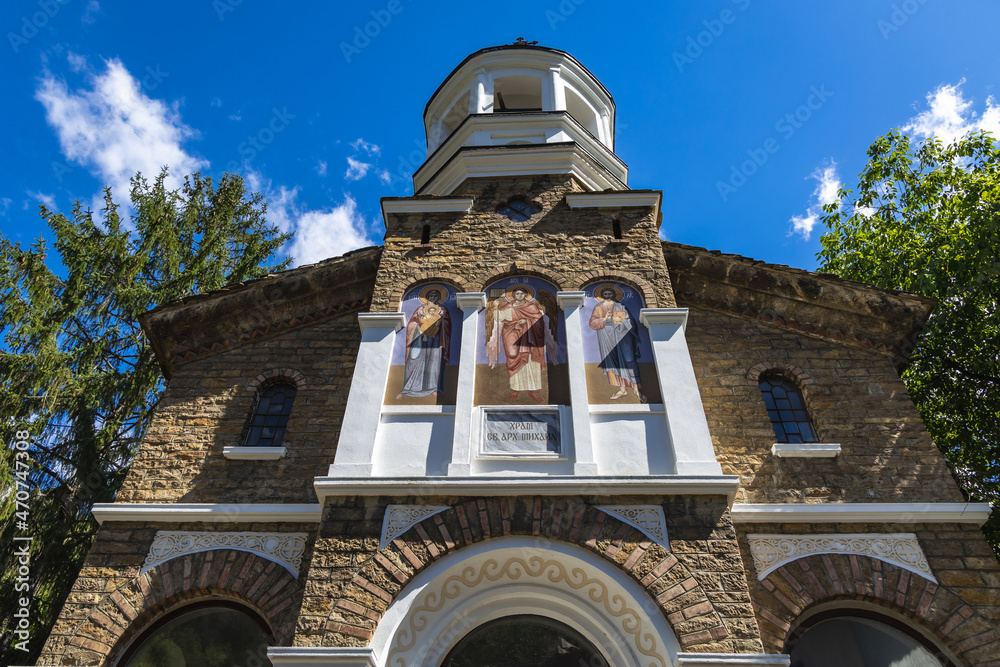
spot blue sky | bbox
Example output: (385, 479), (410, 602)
(2, 0), (999, 274)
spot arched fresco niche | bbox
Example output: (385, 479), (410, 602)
(385, 283), (461, 405)
(476, 276), (568, 406)
(582, 282), (660, 404)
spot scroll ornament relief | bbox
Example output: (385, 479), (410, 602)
(142, 531), (308, 578)
(597, 506), (669, 548)
(748, 533), (935, 582)
(381, 505), (449, 549)
(388, 555), (667, 667)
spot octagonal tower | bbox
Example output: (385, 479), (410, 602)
(414, 43), (627, 195)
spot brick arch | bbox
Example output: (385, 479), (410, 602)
(322, 499), (733, 652)
(480, 264), (571, 291)
(63, 549), (303, 665)
(577, 272), (658, 308)
(388, 273), (472, 307)
(244, 367), (308, 394)
(745, 361), (815, 388)
(752, 552), (1000, 663)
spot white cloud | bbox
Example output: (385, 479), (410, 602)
(378, 169), (391, 185)
(316, 160), (328, 177)
(81, 1), (100, 25)
(789, 161), (840, 241)
(27, 191), (57, 211)
(0, 197), (12, 216)
(245, 170), (376, 267)
(902, 80), (1000, 144)
(228, 113), (242, 121)
(66, 52), (87, 72)
(210, 97), (222, 107)
(345, 156), (372, 181)
(351, 138), (380, 155)
(35, 56), (207, 208)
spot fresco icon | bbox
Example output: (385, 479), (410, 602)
(386, 283), (460, 405)
(477, 277), (567, 406)
(582, 282), (658, 404)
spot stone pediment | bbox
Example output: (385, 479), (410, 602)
(662, 242), (934, 367)
(139, 247), (381, 378)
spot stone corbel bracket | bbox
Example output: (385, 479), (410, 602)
(381, 505), (450, 549)
(747, 533), (935, 582)
(141, 531), (308, 578)
(597, 506), (669, 548)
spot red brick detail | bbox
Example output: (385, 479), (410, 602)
(246, 367), (308, 392)
(745, 361), (815, 388)
(481, 264), (572, 292)
(753, 553), (1000, 663)
(322, 499), (736, 652)
(72, 550), (302, 665)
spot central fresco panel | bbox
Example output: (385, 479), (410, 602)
(475, 276), (569, 406)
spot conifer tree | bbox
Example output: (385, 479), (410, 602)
(0, 169), (291, 662)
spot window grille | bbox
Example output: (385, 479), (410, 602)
(243, 382), (297, 447)
(759, 375), (817, 443)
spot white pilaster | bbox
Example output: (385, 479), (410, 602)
(472, 67), (491, 114)
(327, 312), (406, 477)
(639, 308), (723, 476)
(547, 65), (563, 111)
(557, 291), (598, 475)
(448, 293), (486, 475)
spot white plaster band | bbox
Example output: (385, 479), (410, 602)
(381, 198), (474, 214)
(267, 646), (376, 666)
(675, 654), (790, 666)
(91, 503), (322, 524)
(313, 475), (740, 503)
(565, 192), (661, 209)
(731, 502), (992, 525)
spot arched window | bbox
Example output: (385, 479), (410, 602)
(443, 615), (609, 667)
(420, 223), (431, 245)
(243, 381), (297, 447)
(612, 217), (624, 239)
(119, 603), (271, 666)
(759, 374), (817, 443)
(789, 614), (950, 667)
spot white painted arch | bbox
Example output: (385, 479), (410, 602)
(369, 536), (679, 667)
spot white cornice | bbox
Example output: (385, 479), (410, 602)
(267, 647), (376, 666)
(555, 290), (586, 308)
(381, 198), (474, 215)
(731, 502), (992, 525)
(640, 308), (689, 331)
(565, 192), (661, 209)
(91, 503), (323, 524)
(357, 312), (406, 332)
(222, 446), (287, 460)
(416, 138), (628, 195)
(676, 654), (790, 666)
(314, 475), (740, 503)
(771, 443), (841, 458)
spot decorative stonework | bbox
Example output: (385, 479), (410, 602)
(141, 531), (308, 578)
(380, 505), (449, 549)
(597, 505), (669, 548)
(747, 533), (934, 582)
(387, 554), (669, 667)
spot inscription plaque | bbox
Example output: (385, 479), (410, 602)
(482, 409), (561, 456)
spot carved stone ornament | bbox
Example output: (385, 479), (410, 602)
(747, 533), (935, 582)
(596, 505), (669, 548)
(141, 531), (308, 578)
(381, 505), (449, 549)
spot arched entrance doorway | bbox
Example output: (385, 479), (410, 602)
(369, 536), (679, 667)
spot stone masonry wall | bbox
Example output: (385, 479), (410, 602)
(293, 495), (763, 656)
(684, 306), (964, 504)
(735, 522), (1000, 665)
(117, 309), (366, 504)
(370, 176), (674, 311)
(37, 520), (314, 666)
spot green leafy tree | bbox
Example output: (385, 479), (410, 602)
(818, 130), (1000, 553)
(0, 170), (290, 663)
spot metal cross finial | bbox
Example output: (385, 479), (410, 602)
(513, 37), (538, 46)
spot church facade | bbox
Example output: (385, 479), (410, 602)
(38, 44), (1000, 666)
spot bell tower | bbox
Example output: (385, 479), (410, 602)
(415, 41), (627, 195)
